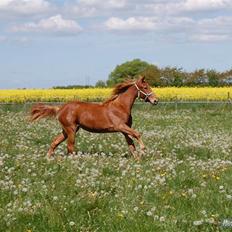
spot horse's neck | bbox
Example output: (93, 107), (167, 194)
(116, 86), (137, 114)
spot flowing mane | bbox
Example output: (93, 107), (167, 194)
(103, 79), (135, 104)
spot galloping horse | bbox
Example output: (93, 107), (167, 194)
(30, 76), (158, 159)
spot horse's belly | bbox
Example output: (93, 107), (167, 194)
(80, 125), (115, 133)
(78, 111), (115, 133)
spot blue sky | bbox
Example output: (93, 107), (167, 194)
(0, 0), (232, 89)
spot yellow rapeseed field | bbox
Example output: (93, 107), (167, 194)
(0, 87), (232, 103)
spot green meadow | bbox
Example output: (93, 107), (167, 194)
(0, 103), (232, 232)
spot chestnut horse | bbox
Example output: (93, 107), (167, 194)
(30, 76), (158, 159)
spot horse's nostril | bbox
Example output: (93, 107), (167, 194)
(154, 100), (158, 105)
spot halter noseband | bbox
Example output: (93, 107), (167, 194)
(134, 83), (153, 101)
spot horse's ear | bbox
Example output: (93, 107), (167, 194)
(138, 75), (146, 83)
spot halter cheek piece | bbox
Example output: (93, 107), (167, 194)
(134, 83), (153, 101)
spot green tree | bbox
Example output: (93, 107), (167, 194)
(221, 68), (232, 86)
(160, 67), (185, 87)
(140, 64), (161, 86)
(207, 69), (219, 87)
(95, 80), (106, 88)
(107, 59), (151, 86)
(184, 69), (207, 86)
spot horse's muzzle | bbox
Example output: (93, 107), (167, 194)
(152, 99), (159, 105)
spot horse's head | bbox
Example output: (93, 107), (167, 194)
(135, 75), (158, 105)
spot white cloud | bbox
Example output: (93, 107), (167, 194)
(12, 15), (82, 35)
(105, 17), (156, 31)
(78, 0), (126, 9)
(194, 16), (232, 41)
(104, 15), (232, 42)
(66, 5), (97, 17)
(65, 0), (127, 17)
(186, 16), (232, 42)
(1, 0), (230, 19)
(190, 34), (230, 42)
(144, 0), (232, 15)
(105, 16), (194, 32)
(184, 0), (232, 11)
(199, 16), (232, 31)
(0, 0), (50, 14)
(1, 0), (231, 42)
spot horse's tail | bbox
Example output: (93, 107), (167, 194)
(30, 103), (61, 122)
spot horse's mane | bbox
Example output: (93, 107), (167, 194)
(103, 79), (135, 104)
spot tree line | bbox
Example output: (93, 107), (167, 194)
(96, 59), (232, 87)
(53, 85), (94, 89)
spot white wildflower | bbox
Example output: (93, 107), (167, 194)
(69, 221), (75, 226)
(193, 220), (203, 226)
(22, 187), (28, 193)
(146, 211), (152, 216)
(133, 207), (138, 212)
(219, 185), (224, 190)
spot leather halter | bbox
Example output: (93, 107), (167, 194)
(134, 83), (153, 101)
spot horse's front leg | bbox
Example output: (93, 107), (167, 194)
(122, 133), (138, 159)
(118, 124), (145, 151)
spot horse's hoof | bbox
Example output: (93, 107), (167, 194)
(140, 146), (146, 151)
(46, 156), (55, 161)
(47, 152), (54, 158)
(135, 155), (142, 162)
(131, 151), (142, 161)
(67, 152), (77, 158)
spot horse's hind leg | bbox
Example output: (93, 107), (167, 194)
(48, 130), (67, 157)
(64, 125), (79, 154)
